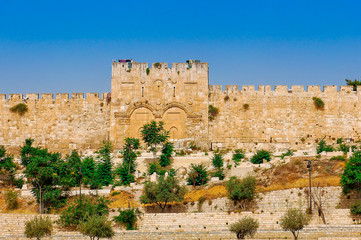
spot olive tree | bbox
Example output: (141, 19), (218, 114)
(280, 208), (310, 240)
(229, 216), (259, 239)
(78, 215), (115, 240)
(140, 121), (169, 161)
(24, 216), (53, 240)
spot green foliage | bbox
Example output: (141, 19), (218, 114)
(5, 190), (19, 210)
(78, 215), (115, 240)
(280, 208), (310, 240)
(346, 78), (361, 91)
(208, 105), (219, 121)
(232, 149), (245, 166)
(212, 154), (223, 169)
(146, 68), (150, 75)
(213, 169), (225, 180)
(250, 150), (271, 164)
(341, 151), (361, 194)
(337, 138), (343, 144)
(141, 121), (169, 158)
(113, 208), (141, 230)
(57, 197), (109, 228)
(316, 139), (334, 154)
(350, 200), (361, 215)
(229, 216), (259, 239)
(281, 149), (294, 159)
(159, 142), (173, 167)
(189, 141), (200, 151)
(82, 157), (101, 189)
(148, 162), (162, 175)
(312, 97), (325, 110)
(24, 216), (53, 240)
(226, 176), (257, 202)
(116, 138), (140, 186)
(0, 145), (17, 187)
(330, 155), (346, 161)
(338, 143), (354, 154)
(10, 103), (28, 115)
(140, 176), (186, 212)
(96, 141), (114, 186)
(187, 163), (209, 186)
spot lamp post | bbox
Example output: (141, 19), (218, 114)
(306, 160), (312, 212)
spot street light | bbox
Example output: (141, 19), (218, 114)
(305, 160), (312, 212)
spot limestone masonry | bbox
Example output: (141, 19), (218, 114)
(1, 60), (360, 154)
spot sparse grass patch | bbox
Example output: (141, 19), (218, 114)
(184, 185), (227, 202)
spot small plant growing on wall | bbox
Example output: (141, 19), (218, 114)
(154, 62), (161, 69)
(10, 103), (28, 116)
(146, 68), (150, 75)
(243, 104), (249, 111)
(312, 97), (325, 110)
(208, 105), (219, 121)
(224, 95), (230, 101)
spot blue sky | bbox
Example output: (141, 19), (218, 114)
(1, 0), (361, 94)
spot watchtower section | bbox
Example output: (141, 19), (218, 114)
(110, 60), (209, 148)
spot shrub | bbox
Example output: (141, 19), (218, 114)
(350, 200), (361, 215)
(213, 169), (225, 180)
(338, 143), (351, 154)
(280, 208), (310, 240)
(212, 154), (223, 169)
(229, 216), (259, 239)
(10, 103), (28, 115)
(250, 150), (271, 164)
(5, 190), (19, 210)
(187, 163), (209, 186)
(232, 149), (245, 166)
(281, 149), (294, 159)
(330, 155), (346, 161)
(312, 97), (325, 110)
(208, 105), (219, 121)
(78, 215), (114, 240)
(226, 176), (257, 203)
(113, 208), (141, 230)
(148, 162), (162, 175)
(116, 164), (135, 186)
(341, 151), (361, 194)
(242, 104), (249, 110)
(159, 142), (173, 167)
(224, 95), (230, 101)
(24, 216), (53, 240)
(140, 176), (186, 212)
(57, 197), (109, 228)
(316, 139), (334, 154)
(146, 68), (150, 75)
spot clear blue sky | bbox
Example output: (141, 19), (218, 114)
(1, 0), (361, 94)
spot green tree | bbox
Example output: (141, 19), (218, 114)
(140, 121), (169, 160)
(232, 149), (245, 166)
(229, 216), (259, 239)
(346, 78), (361, 91)
(187, 163), (209, 186)
(116, 138), (140, 185)
(78, 215), (115, 240)
(140, 176), (186, 213)
(0, 145), (17, 187)
(316, 139), (334, 154)
(159, 141), (174, 167)
(226, 176), (257, 204)
(212, 153), (225, 180)
(113, 208), (141, 230)
(280, 208), (310, 240)
(341, 151), (361, 194)
(57, 196), (110, 228)
(82, 157), (101, 189)
(24, 216), (53, 240)
(96, 141), (114, 186)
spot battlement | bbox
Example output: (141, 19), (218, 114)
(0, 92), (110, 101)
(209, 85), (361, 95)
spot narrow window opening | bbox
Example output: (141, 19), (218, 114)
(142, 87), (144, 97)
(173, 86), (176, 97)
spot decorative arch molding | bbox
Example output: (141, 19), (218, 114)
(125, 101), (160, 118)
(161, 101), (191, 117)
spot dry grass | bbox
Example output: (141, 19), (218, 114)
(258, 175), (341, 193)
(183, 185), (227, 202)
(0, 189), (37, 213)
(108, 190), (139, 209)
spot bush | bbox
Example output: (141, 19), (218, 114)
(159, 142), (173, 167)
(350, 200), (361, 215)
(229, 216), (259, 239)
(113, 208), (141, 230)
(250, 150), (271, 164)
(312, 97), (325, 110)
(281, 149), (294, 159)
(208, 105), (219, 121)
(10, 103), (28, 115)
(57, 197), (109, 228)
(115, 164), (135, 186)
(232, 149), (245, 166)
(226, 176), (257, 203)
(316, 139), (334, 154)
(187, 163), (209, 186)
(213, 169), (225, 180)
(280, 208), (310, 240)
(78, 215), (114, 240)
(148, 162), (162, 175)
(24, 216), (53, 240)
(212, 154), (223, 169)
(330, 155), (346, 161)
(340, 151), (361, 194)
(5, 190), (19, 210)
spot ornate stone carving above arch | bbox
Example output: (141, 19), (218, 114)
(161, 101), (202, 121)
(125, 101), (160, 118)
